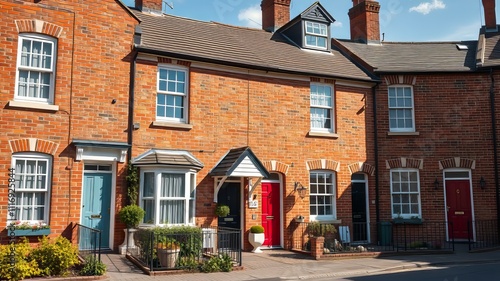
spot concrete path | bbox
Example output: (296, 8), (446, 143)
(102, 244), (500, 281)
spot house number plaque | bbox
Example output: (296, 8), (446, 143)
(249, 200), (258, 209)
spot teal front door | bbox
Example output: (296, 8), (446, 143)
(81, 172), (112, 250)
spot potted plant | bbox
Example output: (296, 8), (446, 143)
(249, 225), (265, 253)
(215, 204), (230, 217)
(118, 204), (145, 254)
(157, 238), (181, 268)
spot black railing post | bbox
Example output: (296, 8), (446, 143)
(468, 221), (472, 251)
(149, 231), (154, 272)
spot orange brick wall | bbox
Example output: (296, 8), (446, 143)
(132, 61), (375, 249)
(0, 0), (137, 246)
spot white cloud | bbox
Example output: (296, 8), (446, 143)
(332, 21), (343, 28)
(409, 0), (445, 15)
(238, 4), (262, 28)
(430, 21), (480, 41)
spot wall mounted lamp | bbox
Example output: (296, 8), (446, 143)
(433, 178), (440, 190)
(479, 177), (486, 189)
(294, 182), (308, 199)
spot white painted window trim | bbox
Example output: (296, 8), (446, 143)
(8, 153), (52, 226)
(304, 21), (328, 50)
(310, 83), (334, 133)
(390, 168), (422, 219)
(15, 34), (57, 105)
(388, 85), (415, 132)
(139, 167), (196, 226)
(309, 170), (337, 221)
(156, 64), (189, 124)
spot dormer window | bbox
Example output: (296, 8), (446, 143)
(305, 21), (328, 49)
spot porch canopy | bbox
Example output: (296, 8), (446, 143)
(72, 139), (130, 163)
(131, 149), (204, 170)
(209, 146), (270, 202)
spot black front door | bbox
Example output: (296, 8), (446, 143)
(351, 182), (368, 242)
(217, 182), (241, 229)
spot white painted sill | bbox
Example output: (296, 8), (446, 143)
(8, 100), (59, 112)
(152, 121), (193, 130)
(387, 131), (420, 136)
(308, 131), (339, 139)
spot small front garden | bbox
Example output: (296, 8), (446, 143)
(0, 236), (106, 281)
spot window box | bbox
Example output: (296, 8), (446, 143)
(9, 228), (51, 237)
(392, 218), (423, 225)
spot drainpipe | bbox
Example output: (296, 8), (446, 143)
(372, 83), (380, 224)
(127, 50), (138, 163)
(488, 68), (500, 239)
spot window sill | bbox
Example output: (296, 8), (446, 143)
(312, 219), (342, 224)
(8, 100), (59, 112)
(308, 131), (339, 139)
(152, 121), (193, 130)
(387, 131), (420, 136)
(392, 218), (423, 225)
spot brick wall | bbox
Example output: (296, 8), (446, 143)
(0, 0), (137, 246)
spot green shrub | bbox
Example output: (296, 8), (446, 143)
(30, 236), (79, 277)
(118, 204), (145, 228)
(0, 239), (41, 281)
(200, 254), (233, 273)
(307, 222), (337, 237)
(79, 255), (106, 276)
(135, 226), (203, 267)
(250, 225), (264, 233)
(177, 256), (200, 271)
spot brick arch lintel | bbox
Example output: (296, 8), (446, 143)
(306, 159), (340, 172)
(15, 19), (63, 38)
(262, 160), (290, 175)
(438, 157), (476, 170)
(348, 162), (375, 176)
(9, 138), (59, 156)
(384, 75), (417, 86)
(386, 157), (423, 169)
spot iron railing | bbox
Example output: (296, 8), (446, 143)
(468, 220), (500, 250)
(130, 226), (241, 271)
(76, 223), (102, 274)
(291, 220), (455, 253)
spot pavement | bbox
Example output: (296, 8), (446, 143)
(102, 244), (500, 281)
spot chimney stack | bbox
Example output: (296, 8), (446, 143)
(261, 0), (291, 32)
(135, 0), (163, 12)
(482, 0), (497, 31)
(348, 0), (380, 43)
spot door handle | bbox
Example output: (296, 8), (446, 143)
(266, 216), (274, 220)
(90, 214), (102, 219)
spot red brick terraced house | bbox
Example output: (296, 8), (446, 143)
(333, 0), (500, 247)
(128, 0), (378, 251)
(0, 0), (139, 249)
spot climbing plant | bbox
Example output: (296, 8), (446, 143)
(125, 162), (139, 205)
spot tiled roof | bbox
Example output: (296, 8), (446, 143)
(132, 149), (204, 170)
(209, 147), (269, 178)
(479, 28), (500, 67)
(334, 39), (478, 73)
(133, 11), (375, 82)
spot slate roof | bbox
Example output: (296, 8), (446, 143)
(478, 28), (500, 67)
(209, 147), (270, 178)
(132, 149), (204, 170)
(133, 11), (375, 82)
(333, 39), (479, 73)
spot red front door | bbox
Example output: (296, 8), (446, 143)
(261, 182), (280, 247)
(446, 180), (472, 240)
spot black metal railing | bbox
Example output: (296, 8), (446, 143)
(468, 220), (500, 250)
(291, 220), (455, 254)
(131, 226), (241, 271)
(77, 223), (102, 272)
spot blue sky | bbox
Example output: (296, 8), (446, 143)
(122, 0), (497, 42)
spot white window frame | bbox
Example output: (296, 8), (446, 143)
(156, 65), (189, 123)
(390, 168), (422, 219)
(139, 167), (196, 226)
(310, 83), (334, 133)
(304, 21), (328, 50)
(15, 34), (57, 104)
(8, 153), (52, 226)
(388, 85), (415, 132)
(309, 170), (337, 221)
